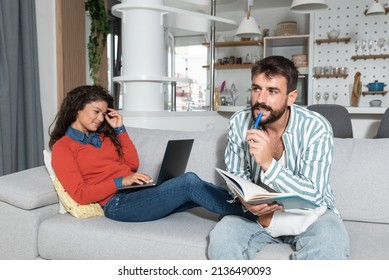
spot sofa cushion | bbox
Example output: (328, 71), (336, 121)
(331, 138), (389, 223)
(126, 127), (228, 185)
(38, 208), (220, 260)
(0, 166), (58, 210)
(344, 220), (389, 260)
(52, 177), (104, 218)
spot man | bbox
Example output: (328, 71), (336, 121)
(208, 56), (349, 260)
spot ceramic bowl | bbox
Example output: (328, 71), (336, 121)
(327, 29), (340, 39)
(369, 100), (382, 107)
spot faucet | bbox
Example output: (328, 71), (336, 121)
(186, 96), (194, 111)
(230, 83), (239, 105)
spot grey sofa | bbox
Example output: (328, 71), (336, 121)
(1, 126), (388, 260)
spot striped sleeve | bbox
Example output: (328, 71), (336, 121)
(225, 109), (253, 181)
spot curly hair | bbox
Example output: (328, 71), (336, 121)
(48, 85), (122, 155)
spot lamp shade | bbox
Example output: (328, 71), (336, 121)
(290, 0), (328, 13)
(235, 14), (261, 37)
(366, 0), (386, 15)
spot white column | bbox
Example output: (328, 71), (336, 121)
(121, 0), (165, 111)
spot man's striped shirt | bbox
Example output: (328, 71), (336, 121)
(225, 104), (339, 215)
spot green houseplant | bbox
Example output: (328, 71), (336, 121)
(87, 0), (109, 85)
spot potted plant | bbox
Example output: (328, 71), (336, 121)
(86, 0), (109, 85)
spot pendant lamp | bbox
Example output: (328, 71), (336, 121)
(365, 0), (388, 15)
(290, 0), (328, 13)
(235, 0), (261, 38)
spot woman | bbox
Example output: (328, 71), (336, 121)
(49, 85), (255, 222)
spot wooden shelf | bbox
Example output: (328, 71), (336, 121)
(362, 91), (387, 96)
(313, 74), (348, 79)
(202, 40), (262, 48)
(351, 54), (389, 60)
(315, 37), (351, 45)
(203, 64), (253, 70)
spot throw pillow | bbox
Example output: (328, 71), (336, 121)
(53, 177), (104, 218)
(43, 150), (67, 214)
(43, 150), (104, 218)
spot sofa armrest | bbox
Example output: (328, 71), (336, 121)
(0, 166), (58, 210)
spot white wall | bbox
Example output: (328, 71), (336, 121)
(310, 0), (388, 138)
(312, 0), (388, 108)
(35, 0), (57, 150)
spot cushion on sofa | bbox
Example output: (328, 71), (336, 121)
(331, 138), (389, 224)
(0, 166), (58, 210)
(38, 208), (220, 260)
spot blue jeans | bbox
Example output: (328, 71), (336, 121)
(208, 210), (349, 260)
(103, 172), (256, 222)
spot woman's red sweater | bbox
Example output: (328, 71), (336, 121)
(52, 132), (139, 206)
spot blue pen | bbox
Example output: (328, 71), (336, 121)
(253, 112), (263, 129)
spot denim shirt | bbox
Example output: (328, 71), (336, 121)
(65, 125), (127, 188)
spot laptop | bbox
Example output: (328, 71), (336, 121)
(119, 139), (194, 190)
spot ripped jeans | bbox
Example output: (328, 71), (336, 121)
(208, 210), (349, 260)
(103, 172), (256, 222)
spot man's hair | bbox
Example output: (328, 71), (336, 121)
(251, 56), (299, 94)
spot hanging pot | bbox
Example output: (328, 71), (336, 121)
(365, 80), (387, 91)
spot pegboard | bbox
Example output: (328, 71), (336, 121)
(312, 0), (389, 107)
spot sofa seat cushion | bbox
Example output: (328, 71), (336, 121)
(331, 138), (389, 224)
(344, 220), (389, 260)
(0, 166), (58, 210)
(38, 208), (220, 260)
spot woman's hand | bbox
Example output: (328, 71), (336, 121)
(122, 172), (154, 187)
(105, 108), (123, 128)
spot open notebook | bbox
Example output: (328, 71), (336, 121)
(119, 139), (194, 190)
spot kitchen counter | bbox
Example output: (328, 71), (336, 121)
(216, 105), (387, 138)
(217, 105), (387, 115)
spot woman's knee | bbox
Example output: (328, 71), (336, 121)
(184, 171), (200, 180)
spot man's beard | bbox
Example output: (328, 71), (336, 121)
(251, 101), (288, 125)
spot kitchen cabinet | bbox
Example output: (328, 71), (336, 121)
(203, 36), (311, 70)
(206, 36), (311, 107)
(263, 35), (310, 61)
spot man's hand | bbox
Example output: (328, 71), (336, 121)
(246, 129), (273, 171)
(239, 197), (284, 227)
